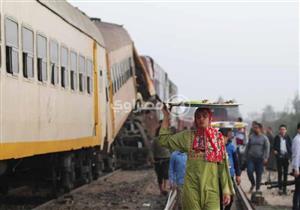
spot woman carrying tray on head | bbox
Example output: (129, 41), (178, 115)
(159, 106), (234, 210)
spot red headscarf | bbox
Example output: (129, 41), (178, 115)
(192, 108), (225, 162)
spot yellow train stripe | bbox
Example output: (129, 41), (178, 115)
(0, 136), (99, 160)
(93, 41), (102, 144)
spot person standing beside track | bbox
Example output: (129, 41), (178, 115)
(169, 151), (187, 210)
(292, 122), (300, 210)
(245, 122), (270, 192)
(152, 121), (170, 195)
(219, 128), (241, 210)
(158, 106), (234, 210)
(273, 124), (292, 195)
(266, 127), (276, 171)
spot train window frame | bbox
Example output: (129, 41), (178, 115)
(126, 58), (129, 81)
(121, 62), (125, 85)
(120, 63), (124, 86)
(125, 60), (129, 81)
(116, 64), (119, 91)
(123, 62), (127, 82)
(105, 71), (109, 102)
(21, 25), (34, 80)
(113, 64), (118, 93)
(111, 65), (115, 94)
(86, 58), (93, 94)
(78, 54), (85, 93)
(5, 16), (19, 75)
(126, 60), (130, 81)
(60, 44), (69, 89)
(70, 50), (77, 91)
(128, 57), (132, 77)
(36, 32), (48, 83)
(118, 63), (123, 89)
(118, 64), (121, 89)
(49, 39), (59, 86)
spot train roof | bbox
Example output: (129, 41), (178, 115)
(37, 0), (105, 47)
(92, 19), (133, 52)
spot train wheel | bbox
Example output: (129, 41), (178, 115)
(62, 153), (75, 193)
(106, 146), (117, 172)
(78, 150), (93, 184)
(0, 162), (8, 195)
(85, 155), (93, 184)
(92, 151), (104, 180)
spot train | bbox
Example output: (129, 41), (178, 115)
(0, 0), (177, 194)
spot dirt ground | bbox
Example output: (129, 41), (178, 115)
(36, 169), (166, 210)
(240, 170), (293, 209)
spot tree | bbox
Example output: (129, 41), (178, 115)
(293, 93), (300, 114)
(262, 105), (277, 122)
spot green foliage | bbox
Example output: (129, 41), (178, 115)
(261, 94), (300, 137)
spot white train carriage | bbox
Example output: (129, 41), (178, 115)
(0, 0), (168, 192)
(0, 0), (108, 191)
(92, 20), (158, 168)
(92, 19), (138, 152)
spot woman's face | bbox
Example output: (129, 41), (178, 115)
(195, 110), (210, 128)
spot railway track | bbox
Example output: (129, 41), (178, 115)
(32, 169), (121, 210)
(163, 182), (255, 210)
(234, 182), (255, 210)
(0, 170), (121, 210)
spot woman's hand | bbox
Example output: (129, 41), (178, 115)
(236, 176), (241, 185)
(161, 104), (170, 128)
(162, 103), (170, 118)
(223, 194), (231, 206)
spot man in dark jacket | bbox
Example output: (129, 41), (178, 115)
(273, 124), (292, 194)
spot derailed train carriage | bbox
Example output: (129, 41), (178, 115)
(0, 0), (177, 193)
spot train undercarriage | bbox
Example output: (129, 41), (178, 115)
(0, 108), (158, 196)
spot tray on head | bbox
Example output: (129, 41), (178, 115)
(166, 100), (240, 108)
(212, 121), (248, 129)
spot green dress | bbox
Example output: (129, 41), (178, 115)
(159, 128), (234, 210)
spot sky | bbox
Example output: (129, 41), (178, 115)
(69, 0), (299, 118)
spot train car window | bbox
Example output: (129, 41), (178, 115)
(119, 63), (122, 85)
(61, 46), (68, 88)
(116, 65), (120, 90)
(5, 18), (19, 74)
(22, 27), (33, 78)
(114, 66), (117, 93)
(37, 34), (47, 82)
(70, 51), (77, 90)
(86, 59), (93, 94)
(125, 59), (129, 80)
(121, 63), (125, 85)
(119, 63), (123, 88)
(120, 63), (124, 86)
(123, 62), (126, 82)
(111, 66), (115, 94)
(122, 62), (126, 84)
(79, 55), (85, 92)
(126, 61), (130, 81)
(126, 60), (129, 81)
(115, 65), (118, 91)
(128, 57), (132, 77)
(50, 40), (59, 85)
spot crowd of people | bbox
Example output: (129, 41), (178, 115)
(151, 106), (300, 210)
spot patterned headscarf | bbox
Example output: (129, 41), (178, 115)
(192, 107), (225, 162)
